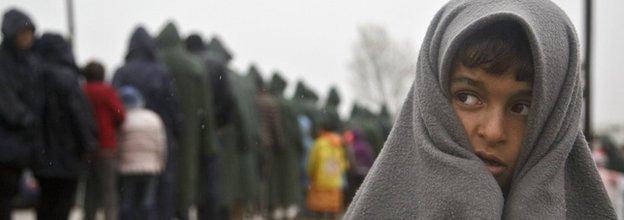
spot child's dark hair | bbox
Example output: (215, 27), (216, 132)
(82, 61), (105, 82)
(455, 20), (534, 82)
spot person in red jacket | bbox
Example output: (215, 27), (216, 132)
(82, 61), (125, 220)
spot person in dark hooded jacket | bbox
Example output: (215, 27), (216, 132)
(156, 22), (217, 220)
(0, 8), (43, 219)
(113, 26), (182, 145)
(113, 26), (183, 219)
(34, 33), (98, 220)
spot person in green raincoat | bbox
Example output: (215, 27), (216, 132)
(292, 81), (322, 137)
(185, 33), (234, 220)
(215, 61), (262, 218)
(322, 87), (344, 133)
(207, 37), (263, 218)
(267, 72), (304, 219)
(156, 22), (217, 220)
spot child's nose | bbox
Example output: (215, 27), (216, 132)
(477, 109), (507, 146)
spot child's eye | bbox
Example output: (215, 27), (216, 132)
(456, 92), (481, 106)
(510, 103), (530, 115)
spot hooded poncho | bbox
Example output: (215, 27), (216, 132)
(344, 0), (616, 219)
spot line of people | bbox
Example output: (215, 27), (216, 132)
(0, 8), (392, 220)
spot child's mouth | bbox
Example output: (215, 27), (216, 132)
(475, 151), (507, 176)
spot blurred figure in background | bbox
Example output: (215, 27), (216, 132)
(268, 72), (303, 220)
(34, 33), (98, 220)
(82, 61), (125, 220)
(347, 104), (385, 156)
(321, 87), (344, 133)
(306, 119), (348, 220)
(117, 86), (166, 220)
(342, 129), (374, 206)
(218, 63), (262, 219)
(592, 137), (624, 218)
(0, 8), (43, 220)
(185, 33), (227, 220)
(250, 66), (283, 219)
(156, 22), (217, 220)
(291, 81), (321, 207)
(113, 26), (182, 219)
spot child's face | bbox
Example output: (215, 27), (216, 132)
(449, 62), (532, 194)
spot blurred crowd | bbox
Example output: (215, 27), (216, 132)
(0, 8), (392, 220)
(593, 136), (624, 219)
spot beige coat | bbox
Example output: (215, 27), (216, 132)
(117, 108), (166, 174)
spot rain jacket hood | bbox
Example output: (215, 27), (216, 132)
(36, 33), (77, 71)
(156, 22), (182, 49)
(325, 87), (340, 107)
(294, 81), (319, 103)
(126, 26), (158, 61)
(206, 36), (233, 64)
(269, 72), (287, 96)
(1, 8), (35, 48)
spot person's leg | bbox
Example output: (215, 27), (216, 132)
(83, 171), (96, 220)
(0, 166), (21, 220)
(118, 175), (138, 220)
(138, 175), (158, 220)
(197, 153), (220, 220)
(35, 177), (78, 220)
(99, 154), (118, 220)
(84, 157), (104, 220)
(157, 138), (177, 220)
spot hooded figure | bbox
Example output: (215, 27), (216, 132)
(267, 72), (304, 218)
(113, 26), (182, 145)
(292, 81), (321, 137)
(186, 35), (235, 129)
(0, 8), (42, 219)
(35, 33), (97, 177)
(156, 22), (217, 219)
(214, 65), (262, 218)
(33, 32), (98, 220)
(292, 81), (322, 191)
(247, 65), (285, 216)
(184, 33), (232, 219)
(321, 86), (343, 132)
(345, 0), (615, 219)
(113, 27), (183, 219)
(0, 8), (42, 167)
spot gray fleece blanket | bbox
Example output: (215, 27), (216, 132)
(344, 0), (616, 219)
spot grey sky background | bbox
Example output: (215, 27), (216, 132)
(0, 0), (622, 128)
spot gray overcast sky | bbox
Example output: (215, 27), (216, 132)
(1, 0), (622, 128)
